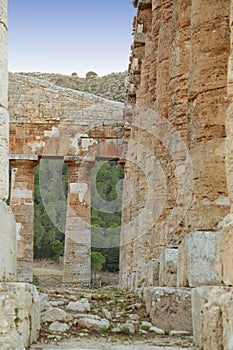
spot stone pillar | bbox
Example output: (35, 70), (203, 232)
(0, 0), (17, 283)
(0, 0), (9, 201)
(63, 159), (93, 286)
(10, 158), (38, 283)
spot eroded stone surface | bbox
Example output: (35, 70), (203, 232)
(0, 200), (17, 281)
(139, 287), (192, 333)
(0, 282), (40, 349)
(192, 286), (233, 350)
(159, 249), (178, 287)
(177, 231), (221, 287)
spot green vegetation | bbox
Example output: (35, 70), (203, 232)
(132, 0), (139, 8)
(34, 160), (67, 260)
(91, 160), (124, 272)
(86, 71), (98, 79)
(33, 159), (124, 271)
(91, 251), (106, 283)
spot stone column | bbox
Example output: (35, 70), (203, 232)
(63, 158), (94, 286)
(10, 158), (38, 282)
(0, 0), (17, 282)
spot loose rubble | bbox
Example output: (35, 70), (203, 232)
(32, 287), (193, 349)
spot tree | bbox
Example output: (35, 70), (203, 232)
(71, 72), (78, 77)
(51, 240), (64, 262)
(132, 0), (139, 8)
(86, 71), (98, 79)
(91, 251), (105, 284)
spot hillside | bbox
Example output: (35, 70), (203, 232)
(16, 71), (127, 102)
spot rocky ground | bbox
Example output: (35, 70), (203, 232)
(29, 287), (193, 350)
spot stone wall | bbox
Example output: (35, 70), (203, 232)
(120, 0), (233, 348)
(120, 0), (231, 290)
(0, 2), (40, 349)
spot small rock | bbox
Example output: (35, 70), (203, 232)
(49, 321), (70, 333)
(41, 308), (68, 323)
(129, 314), (140, 321)
(77, 314), (100, 320)
(111, 327), (121, 333)
(77, 317), (110, 331)
(102, 308), (112, 320)
(66, 298), (90, 312)
(120, 322), (135, 334)
(139, 329), (148, 334)
(150, 326), (165, 335)
(91, 294), (101, 300)
(170, 330), (192, 336)
(141, 321), (153, 329)
(126, 303), (141, 310)
(50, 301), (65, 307)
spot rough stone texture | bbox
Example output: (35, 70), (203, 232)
(66, 299), (91, 312)
(10, 159), (38, 282)
(216, 215), (233, 286)
(119, 0), (231, 291)
(49, 321), (70, 333)
(159, 249), (178, 287)
(139, 287), (192, 333)
(192, 286), (233, 350)
(63, 160), (93, 285)
(0, 200), (17, 281)
(41, 308), (68, 323)
(0, 282), (40, 349)
(77, 317), (110, 331)
(0, 0), (9, 200)
(8, 72), (125, 285)
(177, 231), (221, 287)
(147, 258), (160, 286)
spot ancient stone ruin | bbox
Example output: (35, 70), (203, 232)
(119, 0), (233, 349)
(0, 0), (233, 349)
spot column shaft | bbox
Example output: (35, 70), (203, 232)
(63, 160), (93, 286)
(10, 159), (38, 282)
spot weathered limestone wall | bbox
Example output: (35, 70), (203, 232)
(0, 2), (40, 349)
(121, 0), (233, 348)
(0, 0), (16, 282)
(0, 0), (9, 200)
(120, 0), (231, 289)
(10, 157), (38, 283)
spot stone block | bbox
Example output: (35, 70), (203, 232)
(0, 282), (40, 349)
(0, 108), (9, 200)
(192, 286), (233, 350)
(0, 25), (8, 110)
(0, 201), (17, 281)
(216, 215), (233, 286)
(191, 286), (218, 349)
(177, 231), (221, 287)
(141, 287), (192, 332)
(147, 258), (160, 286)
(159, 249), (178, 287)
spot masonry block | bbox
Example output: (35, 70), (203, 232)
(147, 258), (160, 286)
(0, 283), (40, 349)
(159, 249), (178, 287)
(192, 286), (233, 350)
(177, 231), (221, 287)
(141, 287), (192, 332)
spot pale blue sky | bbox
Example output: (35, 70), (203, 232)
(8, 0), (136, 77)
